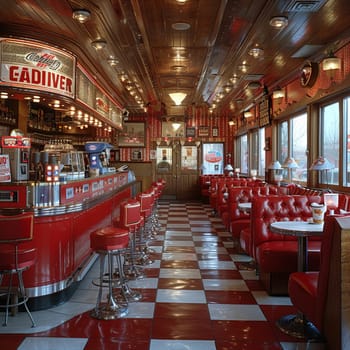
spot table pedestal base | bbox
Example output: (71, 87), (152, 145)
(276, 313), (324, 341)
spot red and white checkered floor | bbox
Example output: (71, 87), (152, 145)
(0, 201), (326, 349)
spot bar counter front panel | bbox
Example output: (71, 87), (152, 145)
(0, 171), (137, 310)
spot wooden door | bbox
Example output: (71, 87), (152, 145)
(155, 143), (200, 200)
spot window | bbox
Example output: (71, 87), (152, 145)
(291, 114), (308, 182)
(345, 97), (350, 185)
(277, 113), (307, 182)
(320, 102), (339, 185)
(235, 134), (248, 174)
(250, 128), (265, 176)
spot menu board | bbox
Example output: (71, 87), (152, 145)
(76, 68), (96, 109)
(259, 96), (271, 127)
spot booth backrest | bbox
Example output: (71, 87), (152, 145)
(286, 183), (323, 196)
(251, 195), (322, 248)
(228, 185), (287, 221)
(229, 186), (269, 221)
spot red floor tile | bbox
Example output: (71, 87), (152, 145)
(200, 269), (242, 279)
(152, 317), (214, 339)
(154, 303), (210, 319)
(212, 320), (278, 342)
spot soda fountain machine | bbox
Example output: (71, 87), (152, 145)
(84, 141), (114, 176)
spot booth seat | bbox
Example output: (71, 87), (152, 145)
(215, 179), (266, 217)
(249, 194), (323, 295)
(199, 175), (223, 199)
(221, 185), (270, 236)
(286, 214), (344, 339)
(210, 178), (250, 214)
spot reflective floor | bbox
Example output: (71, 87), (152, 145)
(0, 200), (327, 349)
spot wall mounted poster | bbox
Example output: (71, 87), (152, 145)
(118, 122), (145, 147)
(0, 154), (11, 182)
(202, 143), (224, 175)
(181, 146), (197, 170)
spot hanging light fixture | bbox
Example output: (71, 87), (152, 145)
(72, 9), (91, 23)
(169, 92), (187, 105)
(273, 87), (284, 99)
(244, 111), (253, 118)
(172, 122), (182, 131)
(322, 51), (341, 71)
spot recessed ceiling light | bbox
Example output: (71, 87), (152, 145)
(248, 44), (264, 59)
(269, 16), (288, 29)
(171, 65), (186, 71)
(72, 9), (91, 24)
(107, 57), (119, 66)
(91, 40), (107, 50)
(172, 22), (191, 30)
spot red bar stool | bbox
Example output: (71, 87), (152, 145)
(0, 211), (36, 327)
(114, 200), (145, 280)
(137, 191), (157, 265)
(90, 226), (129, 320)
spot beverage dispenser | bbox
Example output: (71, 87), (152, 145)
(84, 141), (113, 176)
(1, 134), (31, 181)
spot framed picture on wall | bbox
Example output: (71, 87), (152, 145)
(109, 149), (120, 162)
(131, 149), (143, 161)
(161, 121), (185, 138)
(186, 126), (196, 138)
(198, 126), (209, 137)
(118, 122), (146, 147)
(202, 142), (224, 175)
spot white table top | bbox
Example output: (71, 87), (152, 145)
(270, 220), (323, 237)
(238, 202), (251, 211)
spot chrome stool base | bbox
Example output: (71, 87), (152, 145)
(276, 313), (324, 341)
(90, 303), (128, 320)
(124, 266), (145, 280)
(119, 284), (142, 302)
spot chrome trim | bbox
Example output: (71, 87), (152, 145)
(33, 183), (131, 217)
(26, 253), (98, 297)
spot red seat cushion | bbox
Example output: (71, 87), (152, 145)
(256, 241), (321, 273)
(0, 247), (36, 271)
(90, 226), (129, 251)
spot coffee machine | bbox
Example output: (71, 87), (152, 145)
(84, 141), (113, 176)
(1, 134), (31, 181)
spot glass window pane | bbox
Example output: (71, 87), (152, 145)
(278, 121), (288, 163)
(259, 128), (265, 176)
(240, 134), (248, 174)
(320, 102), (339, 185)
(250, 130), (258, 172)
(291, 113), (307, 182)
(344, 97), (350, 186)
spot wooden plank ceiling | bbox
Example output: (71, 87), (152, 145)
(0, 0), (350, 117)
